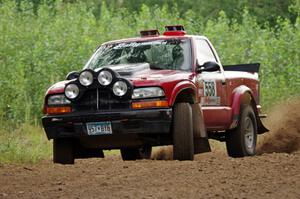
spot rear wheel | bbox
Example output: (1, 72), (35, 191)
(226, 105), (257, 157)
(53, 138), (74, 164)
(173, 103), (194, 160)
(121, 146), (152, 161)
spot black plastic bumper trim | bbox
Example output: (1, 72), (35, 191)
(42, 108), (172, 139)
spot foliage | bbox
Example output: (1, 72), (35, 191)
(0, 1), (299, 162)
(6, 0), (298, 26)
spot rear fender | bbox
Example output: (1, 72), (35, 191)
(231, 85), (253, 120)
(230, 85), (268, 134)
(169, 81), (197, 106)
(230, 85), (257, 129)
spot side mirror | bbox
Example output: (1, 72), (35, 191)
(196, 61), (220, 73)
(66, 71), (79, 80)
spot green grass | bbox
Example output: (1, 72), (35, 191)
(0, 124), (52, 163)
(0, 122), (122, 163)
(104, 150), (120, 156)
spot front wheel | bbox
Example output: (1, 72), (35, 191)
(226, 105), (257, 157)
(121, 146), (152, 161)
(173, 103), (194, 160)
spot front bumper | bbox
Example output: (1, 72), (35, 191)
(42, 108), (172, 139)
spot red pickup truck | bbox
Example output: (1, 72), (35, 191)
(42, 25), (268, 164)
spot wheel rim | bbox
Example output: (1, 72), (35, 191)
(244, 116), (254, 151)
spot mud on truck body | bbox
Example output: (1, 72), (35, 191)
(42, 25), (268, 164)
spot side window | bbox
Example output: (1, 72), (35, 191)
(196, 39), (217, 65)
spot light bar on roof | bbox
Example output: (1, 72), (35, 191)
(140, 29), (160, 37)
(163, 25), (186, 36)
(165, 25), (185, 31)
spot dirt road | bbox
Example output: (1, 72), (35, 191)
(0, 152), (299, 199)
(0, 99), (299, 199)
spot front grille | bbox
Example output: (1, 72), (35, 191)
(72, 89), (131, 112)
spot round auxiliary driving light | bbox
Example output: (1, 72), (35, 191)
(65, 84), (80, 99)
(98, 70), (113, 86)
(113, 81), (128, 97)
(79, 70), (93, 86)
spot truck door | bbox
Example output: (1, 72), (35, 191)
(195, 38), (226, 106)
(194, 38), (229, 130)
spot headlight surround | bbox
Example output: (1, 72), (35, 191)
(48, 94), (71, 106)
(112, 81), (128, 97)
(98, 70), (113, 86)
(79, 70), (93, 86)
(65, 83), (80, 99)
(132, 87), (165, 99)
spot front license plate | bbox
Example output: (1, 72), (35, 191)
(86, 122), (112, 135)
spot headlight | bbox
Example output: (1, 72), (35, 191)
(98, 70), (113, 86)
(65, 84), (80, 99)
(132, 87), (165, 99)
(113, 81), (128, 96)
(79, 70), (93, 86)
(48, 94), (71, 105)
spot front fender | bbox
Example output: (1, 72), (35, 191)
(169, 81), (197, 106)
(46, 80), (70, 95)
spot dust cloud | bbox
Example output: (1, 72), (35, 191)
(151, 146), (173, 160)
(257, 98), (300, 154)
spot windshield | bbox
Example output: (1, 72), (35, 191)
(84, 38), (192, 71)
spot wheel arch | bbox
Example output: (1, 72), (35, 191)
(230, 86), (268, 134)
(170, 81), (197, 106)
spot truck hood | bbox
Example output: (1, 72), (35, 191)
(107, 63), (194, 87)
(46, 63), (194, 95)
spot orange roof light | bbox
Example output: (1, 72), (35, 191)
(132, 100), (169, 109)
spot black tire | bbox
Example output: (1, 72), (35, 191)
(173, 103), (194, 160)
(121, 146), (152, 161)
(226, 105), (257, 157)
(53, 138), (74, 164)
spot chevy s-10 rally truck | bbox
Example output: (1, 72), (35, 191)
(42, 25), (268, 164)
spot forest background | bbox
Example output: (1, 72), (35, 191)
(0, 0), (299, 162)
